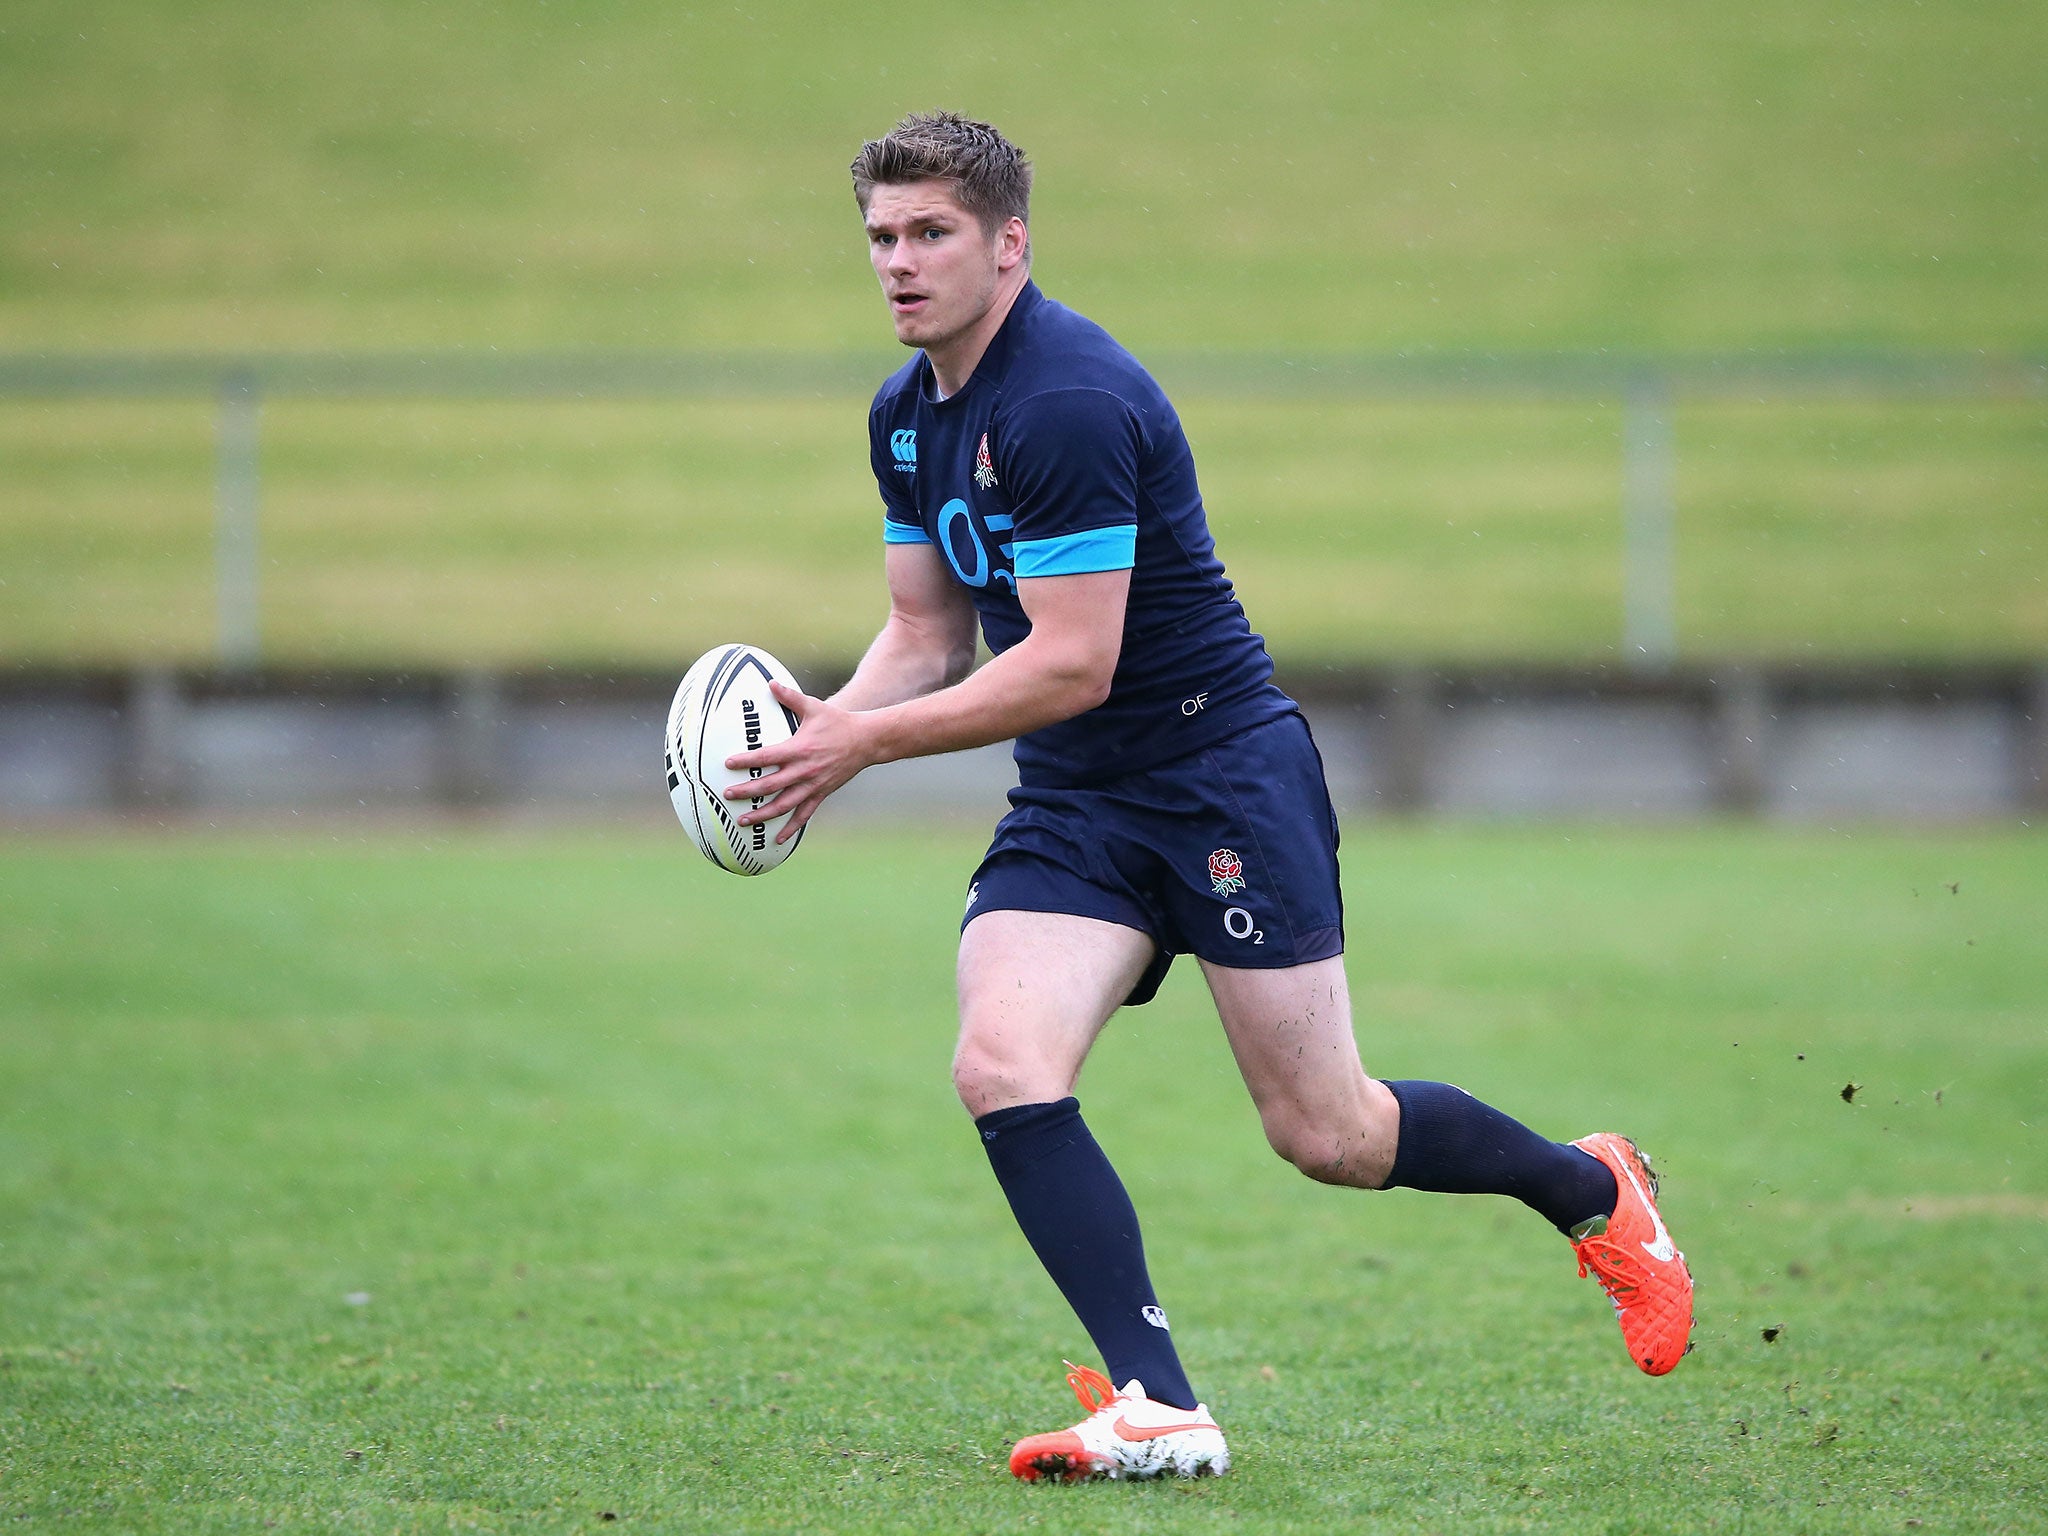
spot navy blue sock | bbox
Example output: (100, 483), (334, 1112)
(1383, 1080), (1618, 1236)
(975, 1097), (1198, 1412)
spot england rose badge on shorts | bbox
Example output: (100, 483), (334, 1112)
(1208, 848), (1246, 895)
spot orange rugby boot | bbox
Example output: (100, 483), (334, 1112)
(1569, 1133), (1696, 1375)
(1008, 1362), (1230, 1482)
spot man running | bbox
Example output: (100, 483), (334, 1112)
(725, 110), (1693, 1482)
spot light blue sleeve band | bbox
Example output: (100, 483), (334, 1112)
(1013, 524), (1137, 578)
(883, 517), (932, 545)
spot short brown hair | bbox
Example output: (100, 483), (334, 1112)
(850, 111), (1032, 237)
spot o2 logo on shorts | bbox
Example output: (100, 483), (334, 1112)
(1223, 906), (1264, 944)
(1210, 849), (1262, 942)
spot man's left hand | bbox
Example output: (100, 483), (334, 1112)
(723, 681), (877, 841)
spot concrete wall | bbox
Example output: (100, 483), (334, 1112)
(2, 664), (2043, 823)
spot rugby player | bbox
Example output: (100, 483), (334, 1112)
(724, 110), (1693, 1482)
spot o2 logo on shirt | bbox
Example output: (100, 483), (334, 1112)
(937, 498), (1016, 591)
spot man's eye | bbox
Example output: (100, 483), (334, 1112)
(922, 227), (946, 240)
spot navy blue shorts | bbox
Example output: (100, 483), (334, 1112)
(962, 712), (1344, 1006)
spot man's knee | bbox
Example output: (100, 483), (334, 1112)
(951, 1027), (1052, 1117)
(1262, 1119), (1361, 1186)
(950, 1039), (1009, 1114)
(1258, 1092), (1398, 1189)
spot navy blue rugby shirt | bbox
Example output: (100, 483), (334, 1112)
(867, 280), (1295, 788)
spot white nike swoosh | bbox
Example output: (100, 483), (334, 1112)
(1620, 1158), (1680, 1263)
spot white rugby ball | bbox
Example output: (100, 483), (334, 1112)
(664, 643), (806, 875)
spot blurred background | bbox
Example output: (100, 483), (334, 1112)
(2, 0), (2043, 818)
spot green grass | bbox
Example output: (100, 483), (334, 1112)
(3, 824), (2044, 1531)
(1, 1), (2042, 352)
(3, 392), (2043, 666)
(3, 0), (2044, 668)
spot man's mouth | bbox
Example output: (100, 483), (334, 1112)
(891, 291), (928, 312)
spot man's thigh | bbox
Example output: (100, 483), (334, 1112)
(1200, 954), (1398, 1188)
(953, 909), (1156, 1116)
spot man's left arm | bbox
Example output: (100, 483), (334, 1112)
(725, 566), (1130, 838)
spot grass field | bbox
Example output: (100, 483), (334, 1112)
(4, 1), (2043, 669)
(3, 824), (2043, 1531)
(3, 391), (2042, 666)
(2, 1), (2042, 353)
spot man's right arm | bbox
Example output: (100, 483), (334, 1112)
(830, 542), (978, 712)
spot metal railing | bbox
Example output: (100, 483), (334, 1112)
(3, 349), (2042, 671)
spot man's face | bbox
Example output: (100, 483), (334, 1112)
(863, 180), (1012, 353)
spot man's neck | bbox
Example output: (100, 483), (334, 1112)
(927, 271), (1030, 398)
